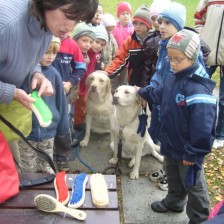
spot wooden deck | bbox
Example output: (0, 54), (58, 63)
(0, 173), (120, 224)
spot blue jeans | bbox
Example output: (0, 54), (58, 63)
(206, 65), (224, 139)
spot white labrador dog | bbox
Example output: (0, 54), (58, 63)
(80, 71), (114, 147)
(109, 85), (163, 179)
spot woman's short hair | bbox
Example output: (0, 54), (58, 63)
(30, 0), (98, 30)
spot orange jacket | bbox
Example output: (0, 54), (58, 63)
(105, 32), (147, 86)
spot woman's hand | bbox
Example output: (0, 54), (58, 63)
(13, 88), (35, 110)
(31, 72), (54, 96)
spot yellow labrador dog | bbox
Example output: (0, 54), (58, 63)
(80, 71), (113, 147)
(109, 85), (163, 179)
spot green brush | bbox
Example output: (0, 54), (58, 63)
(29, 91), (52, 127)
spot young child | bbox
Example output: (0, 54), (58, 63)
(136, 29), (216, 224)
(91, 3), (104, 27)
(112, 1), (134, 87)
(148, 2), (186, 191)
(142, 0), (171, 84)
(72, 24), (108, 145)
(105, 5), (152, 87)
(102, 13), (118, 93)
(18, 37), (71, 173)
(52, 32), (86, 134)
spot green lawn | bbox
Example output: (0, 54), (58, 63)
(101, 0), (224, 208)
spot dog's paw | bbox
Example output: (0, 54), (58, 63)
(158, 155), (164, 163)
(128, 158), (135, 168)
(130, 171), (139, 180)
(80, 138), (89, 147)
(109, 157), (118, 165)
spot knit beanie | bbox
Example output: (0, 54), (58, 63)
(117, 2), (132, 17)
(158, 2), (186, 31)
(72, 22), (95, 41)
(133, 5), (152, 29)
(93, 25), (108, 43)
(166, 29), (201, 62)
(51, 36), (61, 45)
(102, 13), (116, 28)
(150, 0), (171, 19)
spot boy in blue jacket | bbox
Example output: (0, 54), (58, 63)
(136, 29), (216, 224)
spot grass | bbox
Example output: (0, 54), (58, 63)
(101, 0), (224, 217)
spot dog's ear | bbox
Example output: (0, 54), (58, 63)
(86, 73), (93, 87)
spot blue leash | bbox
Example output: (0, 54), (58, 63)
(76, 144), (95, 173)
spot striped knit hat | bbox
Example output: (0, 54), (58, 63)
(72, 22), (95, 41)
(158, 2), (186, 31)
(167, 29), (201, 62)
(133, 5), (152, 28)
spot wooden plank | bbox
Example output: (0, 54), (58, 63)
(19, 173), (117, 191)
(0, 209), (120, 224)
(0, 190), (118, 210)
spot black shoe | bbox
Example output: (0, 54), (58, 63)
(151, 201), (184, 213)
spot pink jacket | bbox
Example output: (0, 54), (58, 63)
(112, 21), (134, 48)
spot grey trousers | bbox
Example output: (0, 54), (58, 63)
(163, 156), (210, 224)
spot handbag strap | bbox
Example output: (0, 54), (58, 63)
(0, 114), (57, 173)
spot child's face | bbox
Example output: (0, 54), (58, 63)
(91, 39), (106, 53)
(167, 48), (194, 73)
(151, 15), (160, 31)
(76, 36), (94, 53)
(119, 11), (131, 26)
(158, 19), (178, 39)
(92, 5), (103, 25)
(40, 49), (58, 67)
(106, 26), (115, 35)
(133, 21), (149, 39)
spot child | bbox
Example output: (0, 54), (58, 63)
(52, 32), (86, 134)
(106, 5), (152, 87)
(142, 0), (171, 84)
(72, 24), (108, 145)
(18, 37), (71, 173)
(91, 3), (104, 27)
(136, 29), (216, 224)
(113, 1), (134, 48)
(148, 2), (186, 191)
(102, 13), (118, 93)
(112, 1), (134, 87)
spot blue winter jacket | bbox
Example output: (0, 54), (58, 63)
(138, 63), (216, 165)
(27, 65), (70, 141)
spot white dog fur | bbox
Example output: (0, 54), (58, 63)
(109, 85), (164, 179)
(80, 71), (114, 147)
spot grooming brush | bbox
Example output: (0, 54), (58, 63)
(34, 194), (86, 220)
(90, 173), (109, 208)
(68, 173), (88, 208)
(29, 91), (53, 127)
(54, 171), (69, 205)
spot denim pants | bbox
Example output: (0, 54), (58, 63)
(206, 65), (224, 140)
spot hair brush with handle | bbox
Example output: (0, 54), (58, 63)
(34, 194), (86, 220)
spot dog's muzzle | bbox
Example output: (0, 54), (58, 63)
(90, 85), (97, 92)
(112, 96), (119, 105)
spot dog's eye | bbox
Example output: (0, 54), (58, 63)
(100, 79), (104, 83)
(125, 90), (130, 94)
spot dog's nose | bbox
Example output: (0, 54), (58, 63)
(91, 85), (97, 92)
(112, 96), (119, 105)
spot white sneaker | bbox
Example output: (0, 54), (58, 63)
(149, 170), (166, 182)
(212, 139), (224, 149)
(158, 176), (168, 191)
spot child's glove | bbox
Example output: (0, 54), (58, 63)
(185, 163), (201, 188)
(137, 113), (148, 137)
